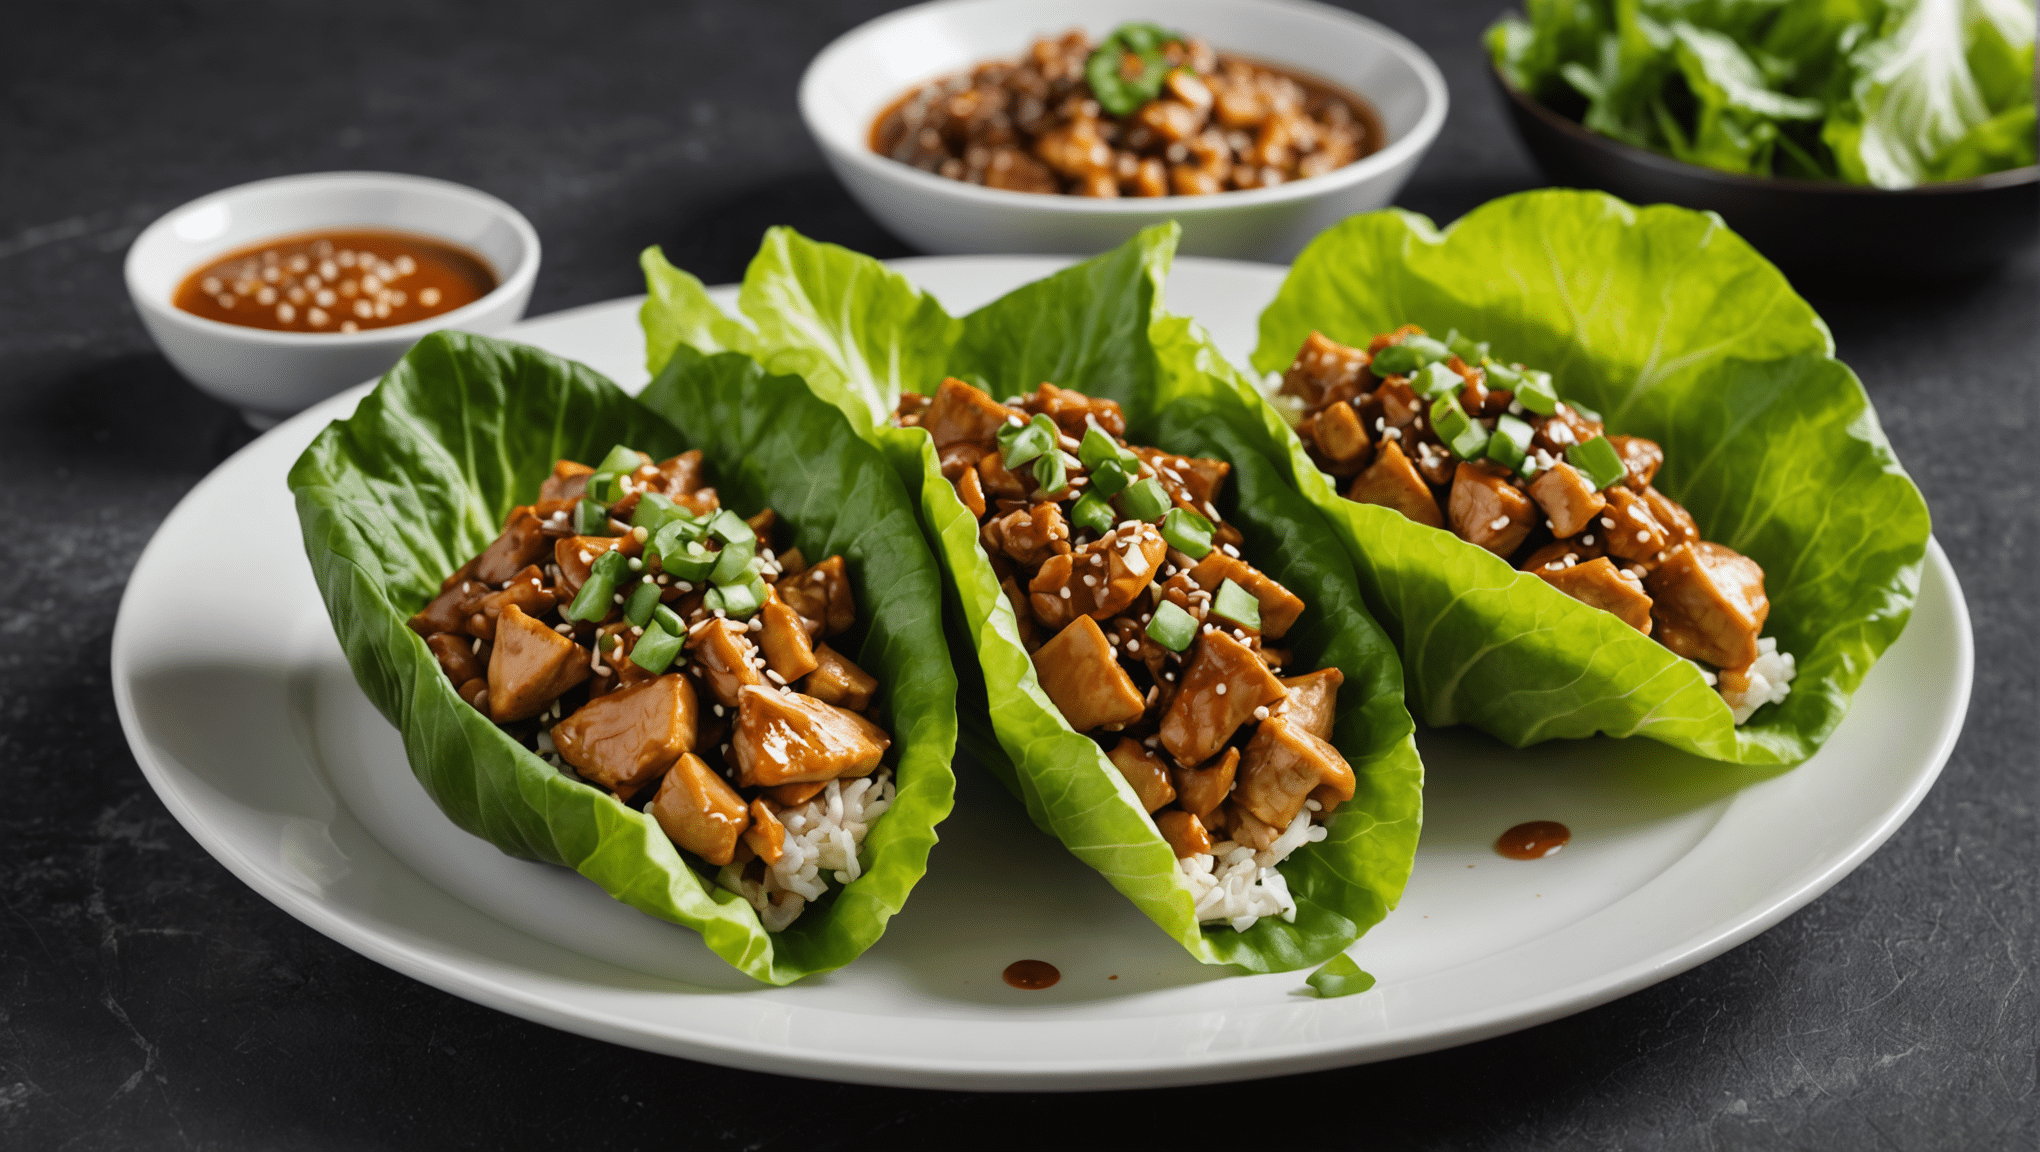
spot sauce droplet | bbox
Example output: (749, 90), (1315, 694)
(1003, 959), (1060, 989)
(1495, 820), (1571, 860)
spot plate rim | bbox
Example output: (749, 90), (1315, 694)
(110, 276), (1971, 1090)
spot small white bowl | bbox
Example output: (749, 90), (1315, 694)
(125, 171), (540, 426)
(800, 0), (1448, 261)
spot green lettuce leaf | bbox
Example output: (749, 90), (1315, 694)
(289, 331), (956, 985)
(1251, 189), (1929, 766)
(641, 229), (1423, 973)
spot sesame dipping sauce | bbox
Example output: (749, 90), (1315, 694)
(172, 229), (496, 333)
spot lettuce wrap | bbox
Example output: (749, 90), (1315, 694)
(289, 331), (957, 984)
(639, 226), (1423, 973)
(1250, 189), (1929, 766)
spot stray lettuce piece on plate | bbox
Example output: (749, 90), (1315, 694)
(289, 331), (956, 985)
(1306, 953), (1377, 998)
(640, 227), (1423, 975)
(1251, 189), (1930, 766)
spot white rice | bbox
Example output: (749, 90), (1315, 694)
(1178, 806), (1329, 933)
(1720, 637), (1796, 724)
(718, 769), (895, 932)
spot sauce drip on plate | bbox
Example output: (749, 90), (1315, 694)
(1003, 959), (1060, 990)
(1495, 821), (1571, 860)
(174, 229), (496, 333)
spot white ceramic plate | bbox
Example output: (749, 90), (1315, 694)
(111, 257), (1971, 1090)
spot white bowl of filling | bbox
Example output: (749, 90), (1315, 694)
(125, 171), (540, 426)
(799, 0), (1448, 261)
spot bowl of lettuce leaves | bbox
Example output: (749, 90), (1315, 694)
(1487, 0), (2037, 280)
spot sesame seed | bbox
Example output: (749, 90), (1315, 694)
(1215, 682), (1227, 696)
(1252, 705), (1269, 720)
(1488, 515), (1510, 531)
(1582, 534), (1595, 545)
(1601, 516), (1616, 529)
(1058, 586), (1071, 599)
(1636, 530), (1650, 543)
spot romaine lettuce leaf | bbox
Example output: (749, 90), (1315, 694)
(641, 229), (1423, 973)
(289, 331), (956, 984)
(1250, 189), (1929, 765)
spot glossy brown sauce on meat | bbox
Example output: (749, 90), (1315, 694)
(1495, 820), (1571, 860)
(1003, 959), (1062, 989)
(174, 229), (496, 333)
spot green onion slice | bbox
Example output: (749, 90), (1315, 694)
(1160, 506), (1213, 558)
(573, 496), (612, 535)
(656, 536), (716, 583)
(1078, 426), (1141, 473)
(1514, 369), (1559, 415)
(1487, 413), (1534, 473)
(705, 509), (753, 545)
(1087, 459), (1133, 497)
(1146, 599), (1198, 652)
(1118, 476), (1172, 522)
(1070, 490), (1116, 534)
(629, 619), (683, 674)
(1444, 329), (1490, 363)
(623, 579), (663, 628)
(1032, 449), (1070, 495)
(706, 575), (766, 619)
(1431, 394), (1491, 460)
(1413, 360), (1463, 401)
(1211, 579), (1262, 631)
(565, 548), (627, 623)
(997, 413), (1059, 469)
(652, 605), (685, 636)
(708, 532), (756, 586)
(1368, 334), (1451, 376)
(1084, 22), (1182, 117)
(1566, 435), (1628, 491)
(1481, 358), (1524, 390)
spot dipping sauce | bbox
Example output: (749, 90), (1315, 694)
(1495, 821), (1571, 860)
(870, 26), (1382, 198)
(173, 229), (496, 334)
(1003, 959), (1061, 990)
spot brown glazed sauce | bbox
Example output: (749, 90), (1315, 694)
(1003, 959), (1061, 989)
(1495, 821), (1571, 860)
(174, 229), (496, 334)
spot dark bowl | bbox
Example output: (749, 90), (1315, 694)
(1491, 66), (2040, 283)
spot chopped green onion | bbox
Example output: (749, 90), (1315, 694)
(1070, 491), (1116, 534)
(1445, 329), (1490, 363)
(565, 549), (627, 622)
(706, 509), (753, 545)
(630, 493), (684, 533)
(1487, 413), (1535, 473)
(1032, 449), (1069, 495)
(1368, 334), (1450, 376)
(1087, 459), (1133, 496)
(653, 605), (684, 636)
(586, 445), (646, 507)
(1145, 599), (1198, 652)
(708, 532), (756, 586)
(705, 574), (766, 618)
(1413, 360), (1463, 401)
(1160, 507), (1213, 558)
(623, 579), (663, 628)
(1211, 579), (1261, 631)
(1431, 394), (1490, 460)
(1084, 22), (1181, 117)
(573, 497), (611, 534)
(657, 536), (716, 583)
(997, 413), (1058, 469)
(649, 515), (705, 558)
(1078, 426), (1140, 473)
(1481, 358), (1524, 390)
(1566, 400), (1603, 424)
(1118, 476), (1171, 522)
(1515, 369), (1559, 415)
(1305, 953), (1376, 999)
(1567, 435), (1628, 490)
(629, 619), (684, 674)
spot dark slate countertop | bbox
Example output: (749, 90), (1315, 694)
(2, 2), (2032, 1147)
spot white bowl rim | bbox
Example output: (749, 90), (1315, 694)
(124, 170), (542, 348)
(799, 0), (1450, 216)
